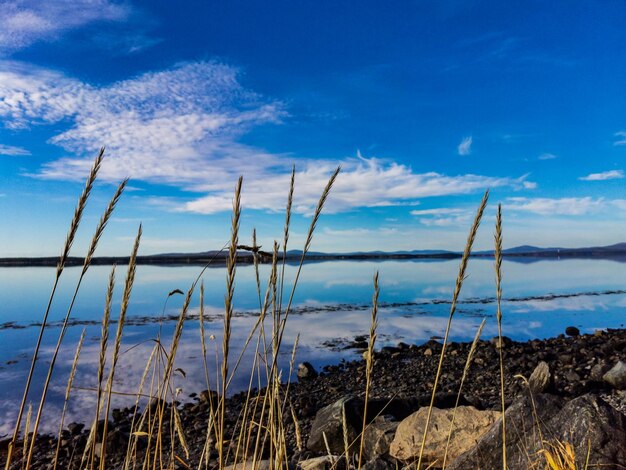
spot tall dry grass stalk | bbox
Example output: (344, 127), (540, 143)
(83, 265), (116, 469)
(495, 203), (507, 470)
(98, 224), (142, 470)
(217, 176), (243, 469)
(22, 404), (32, 470)
(6, 148), (105, 470)
(416, 189), (489, 470)
(358, 271), (379, 470)
(272, 166), (340, 372)
(441, 318), (486, 469)
(53, 329), (86, 470)
(26, 177), (127, 465)
(150, 284), (195, 470)
(278, 166), (296, 314)
(199, 282), (211, 391)
(122, 342), (158, 470)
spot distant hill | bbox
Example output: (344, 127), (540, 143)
(476, 242), (626, 257)
(2, 244), (626, 267)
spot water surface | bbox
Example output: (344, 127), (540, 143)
(1, 258), (625, 434)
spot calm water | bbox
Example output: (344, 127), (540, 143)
(1, 258), (625, 434)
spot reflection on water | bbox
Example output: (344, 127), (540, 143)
(0, 258), (625, 434)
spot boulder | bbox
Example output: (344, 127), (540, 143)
(297, 362), (318, 380)
(565, 326), (580, 337)
(361, 415), (398, 460)
(389, 406), (500, 466)
(603, 361), (626, 390)
(546, 394), (626, 466)
(449, 393), (626, 469)
(307, 396), (363, 454)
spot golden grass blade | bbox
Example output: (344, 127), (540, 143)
(199, 282), (211, 391)
(99, 224), (142, 470)
(494, 203), (507, 470)
(441, 318), (486, 469)
(82, 179), (128, 276)
(26, 177), (127, 466)
(416, 189), (489, 470)
(271, 167), (340, 376)
(358, 271), (379, 470)
(53, 329), (86, 470)
(123, 342), (158, 470)
(83, 265), (116, 469)
(21, 404), (32, 470)
(7, 148), (104, 469)
(342, 404), (350, 466)
(278, 166), (296, 314)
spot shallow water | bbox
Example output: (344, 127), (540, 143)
(1, 257), (625, 434)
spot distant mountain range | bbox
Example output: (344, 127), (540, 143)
(3, 243), (626, 267)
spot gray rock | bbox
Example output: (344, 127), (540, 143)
(603, 361), (626, 390)
(307, 396), (363, 454)
(362, 415), (398, 460)
(297, 362), (318, 380)
(528, 361), (551, 393)
(448, 393), (564, 470)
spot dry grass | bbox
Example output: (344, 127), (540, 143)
(6, 148), (105, 470)
(495, 203), (507, 470)
(6, 154), (599, 470)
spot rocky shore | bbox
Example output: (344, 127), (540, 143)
(3, 328), (626, 469)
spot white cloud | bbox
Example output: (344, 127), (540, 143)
(614, 131), (626, 146)
(457, 136), (472, 156)
(0, 61), (535, 215)
(579, 170), (624, 181)
(538, 153), (557, 160)
(410, 207), (470, 227)
(504, 197), (604, 216)
(410, 208), (464, 216)
(0, 144), (30, 156)
(0, 0), (129, 53)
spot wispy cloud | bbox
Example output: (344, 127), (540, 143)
(614, 131), (626, 146)
(182, 160), (532, 215)
(579, 170), (624, 181)
(0, 61), (534, 215)
(538, 153), (557, 160)
(0, 144), (30, 156)
(457, 136), (472, 156)
(504, 197), (604, 216)
(0, 0), (129, 53)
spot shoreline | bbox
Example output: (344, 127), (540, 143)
(3, 327), (625, 468)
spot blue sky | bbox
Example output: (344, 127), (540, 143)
(0, 0), (625, 256)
